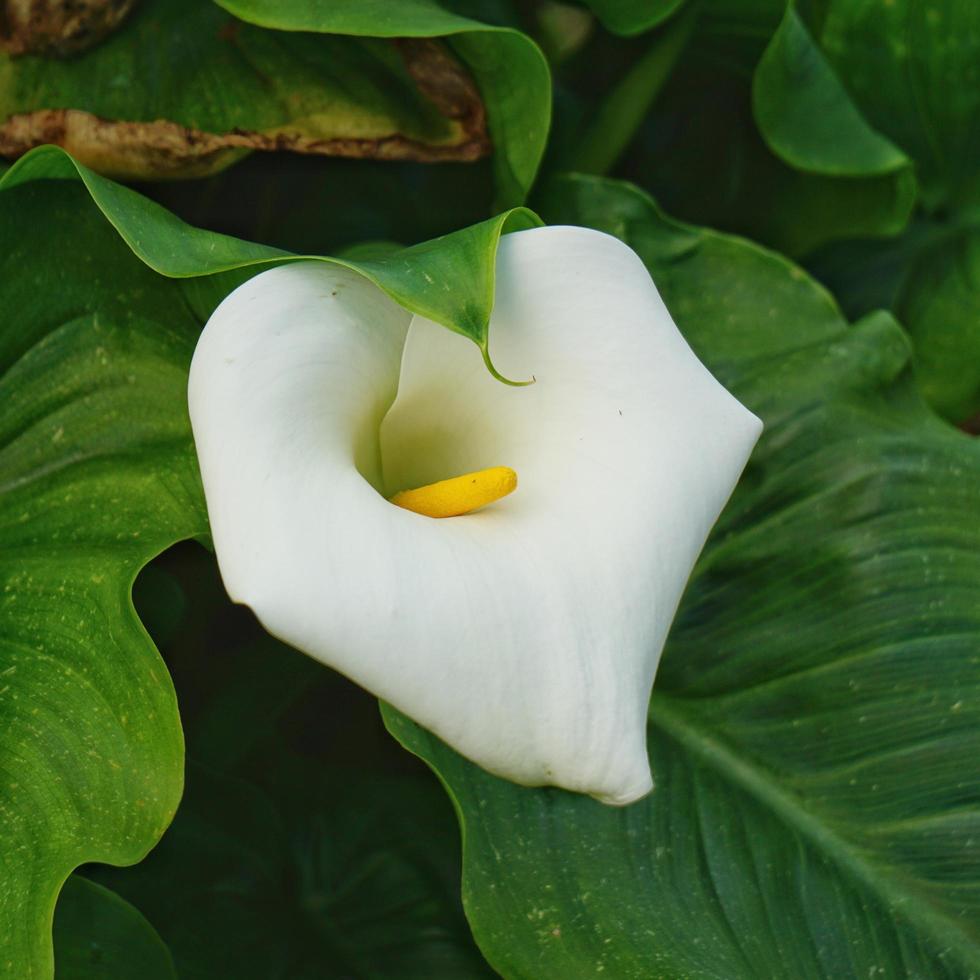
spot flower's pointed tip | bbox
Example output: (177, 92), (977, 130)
(592, 771), (655, 807)
(480, 342), (535, 387)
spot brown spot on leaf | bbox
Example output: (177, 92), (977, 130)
(216, 17), (238, 44)
(0, 36), (491, 178)
(0, 0), (136, 57)
(397, 37), (487, 147)
(960, 410), (980, 436)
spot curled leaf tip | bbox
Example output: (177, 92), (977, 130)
(480, 343), (536, 386)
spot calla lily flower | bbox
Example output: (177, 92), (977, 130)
(188, 226), (762, 805)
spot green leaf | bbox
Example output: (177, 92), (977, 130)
(748, 1), (980, 420)
(0, 177), (205, 979)
(582, 0), (689, 36)
(620, 54), (916, 256)
(0, 145), (287, 273)
(804, 217), (980, 426)
(677, 0), (980, 420)
(352, 210), (542, 383)
(779, 1), (980, 419)
(811, 0), (980, 210)
(52, 877), (175, 980)
(213, 0), (551, 207)
(383, 173), (980, 978)
(0, 0), (491, 179)
(897, 229), (980, 426)
(1, 145), (541, 379)
(753, 6), (909, 177)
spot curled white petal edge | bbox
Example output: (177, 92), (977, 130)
(188, 226), (762, 805)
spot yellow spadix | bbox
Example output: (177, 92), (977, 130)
(390, 466), (517, 518)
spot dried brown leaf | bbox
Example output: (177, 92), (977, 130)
(0, 0), (136, 57)
(0, 36), (491, 179)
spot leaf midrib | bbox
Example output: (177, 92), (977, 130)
(648, 690), (980, 972)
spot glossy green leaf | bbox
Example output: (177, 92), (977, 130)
(0, 0), (491, 179)
(812, 0), (980, 210)
(620, 55), (916, 256)
(1, 145), (541, 379)
(384, 173), (980, 979)
(0, 148), (283, 270)
(582, 0), (689, 36)
(52, 877), (175, 980)
(0, 178), (205, 979)
(753, 6), (909, 177)
(897, 229), (980, 427)
(214, 0), (551, 207)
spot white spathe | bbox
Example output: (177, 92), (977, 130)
(188, 226), (762, 805)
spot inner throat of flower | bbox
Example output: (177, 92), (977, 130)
(389, 466), (517, 518)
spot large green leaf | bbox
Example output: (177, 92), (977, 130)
(0, 178), (204, 979)
(383, 173), (980, 978)
(0, 149), (545, 977)
(52, 877), (175, 980)
(214, 0), (551, 207)
(1, 145), (540, 380)
(0, 0), (490, 178)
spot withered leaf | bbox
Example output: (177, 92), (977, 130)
(0, 0), (489, 179)
(0, 0), (136, 57)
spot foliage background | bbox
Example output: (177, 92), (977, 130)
(0, 1), (978, 977)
